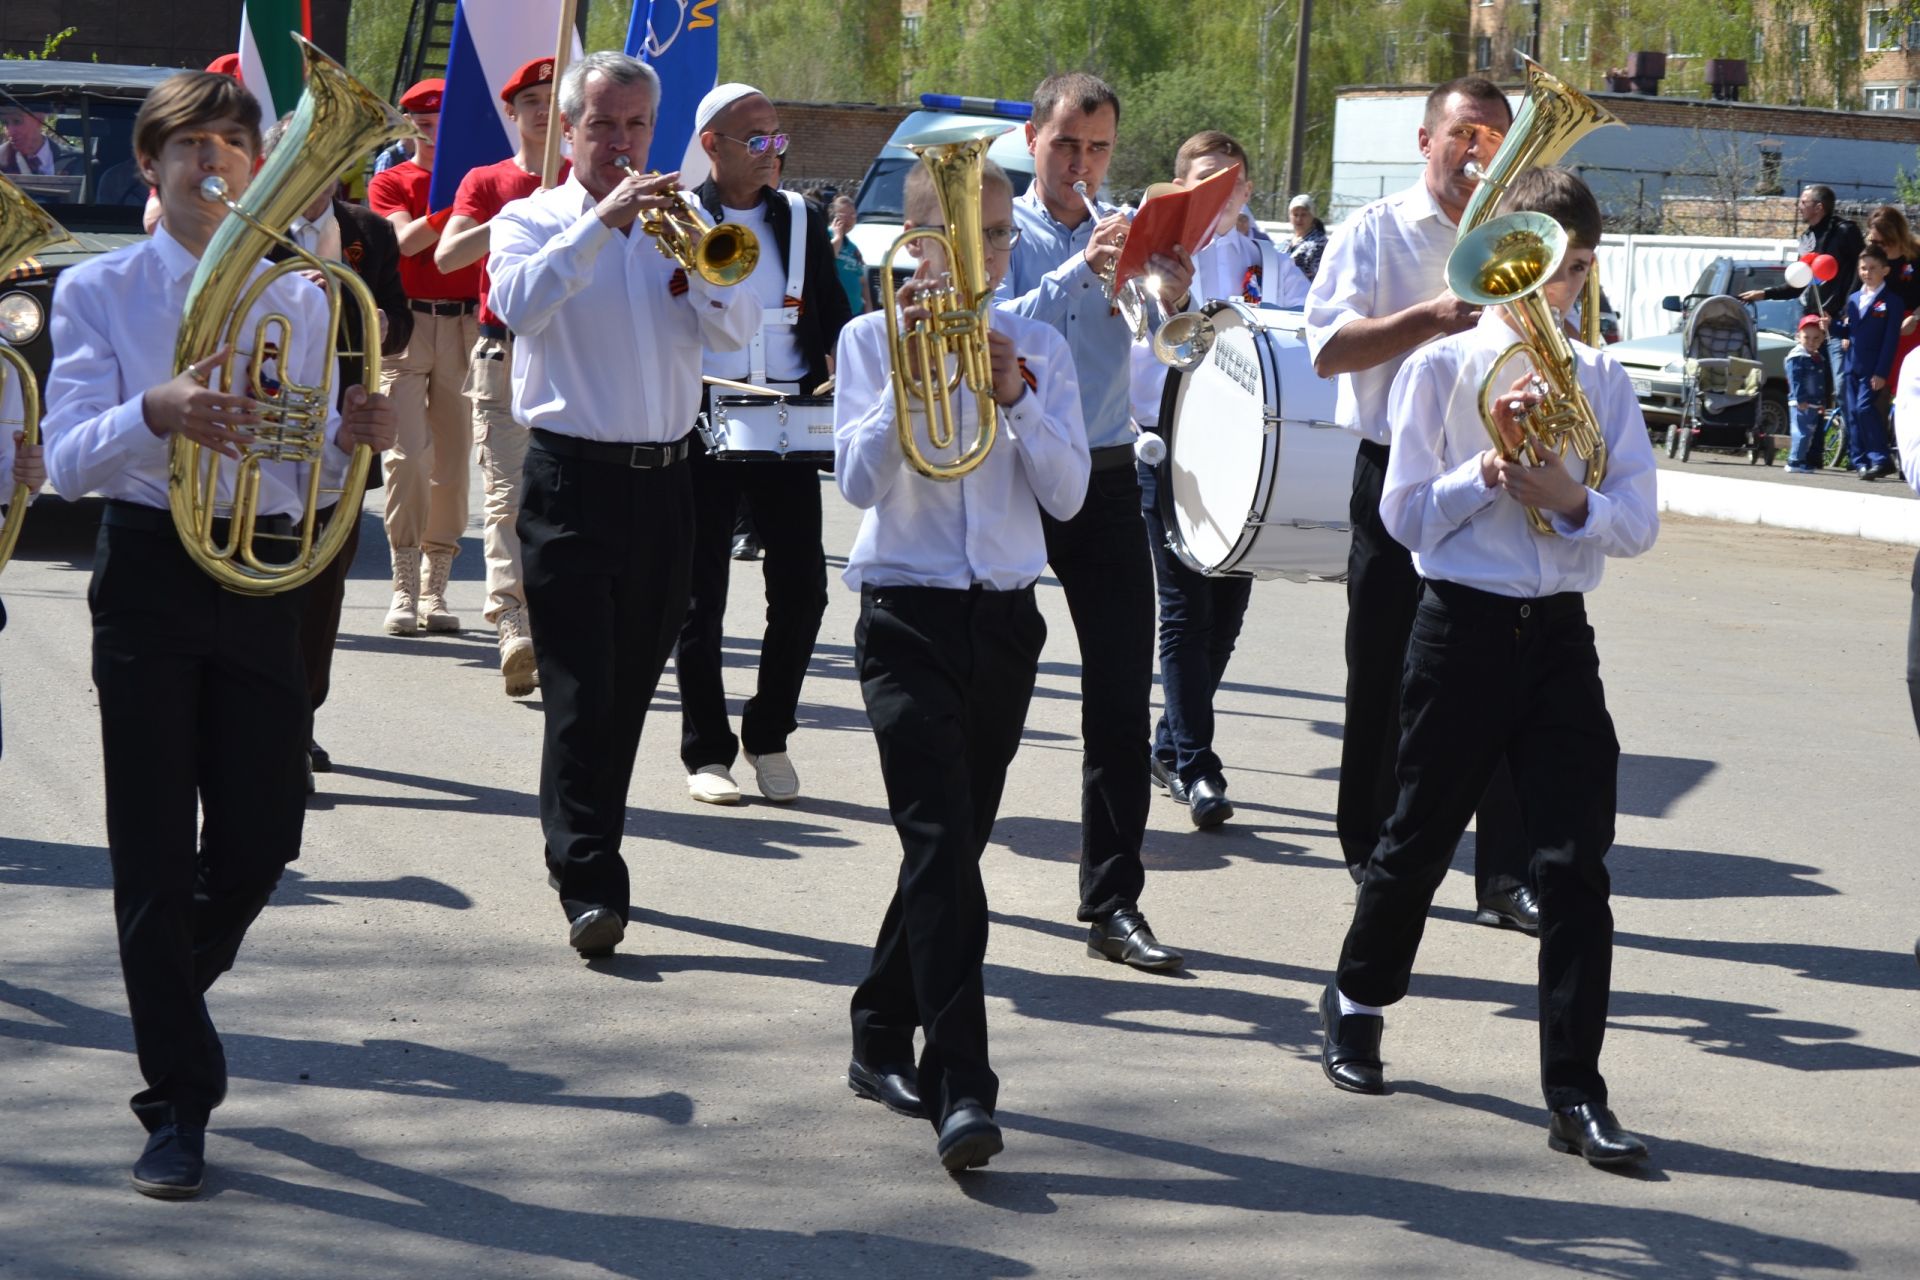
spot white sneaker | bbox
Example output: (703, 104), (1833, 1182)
(744, 751), (800, 803)
(687, 764), (742, 806)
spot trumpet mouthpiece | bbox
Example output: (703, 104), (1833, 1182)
(198, 176), (229, 202)
(1073, 181), (1088, 195)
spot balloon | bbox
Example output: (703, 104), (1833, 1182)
(1799, 251), (1818, 265)
(1784, 260), (1814, 289)
(1811, 253), (1839, 283)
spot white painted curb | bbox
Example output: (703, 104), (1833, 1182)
(1656, 469), (1920, 545)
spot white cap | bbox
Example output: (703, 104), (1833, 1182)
(1288, 193), (1314, 212)
(681, 81), (764, 187)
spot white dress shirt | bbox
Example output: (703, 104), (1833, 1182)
(42, 225), (339, 515)
(1382, 310), (1659, 597)
(1, 370), (19, 493)
(1305, 180), (1460, 445)
(701, 199), (807, 384)
(1895, 354), (1920, 494)
(835, 307), (1090, 591)
(488, 174), (759, 442)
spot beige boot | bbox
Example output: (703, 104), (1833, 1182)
(420, 549), (461, 633)
(384, 546), (421, 634)
(498, 607), (538, 698)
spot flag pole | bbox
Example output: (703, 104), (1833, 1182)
(540, 0), (581, 188)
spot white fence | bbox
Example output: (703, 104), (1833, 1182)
(1598, 233), (1799, 342)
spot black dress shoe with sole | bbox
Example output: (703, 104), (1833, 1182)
(936, 1102), (1003, 1172)
(1319, 983), (1385, 1094)
(1548, 1102), (1649, 1167)
(1087, 908), (1184, 972)
(847, 1059), (925, 1118)
(131, 1124), (206, 1200)
(568, 907), (625, 958)
(1474, 884), (1541, 934)
(1188, 776), (1233, 829)
(309, 739), (332, 773)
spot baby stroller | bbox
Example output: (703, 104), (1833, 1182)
(1665, 294), (1771, 464)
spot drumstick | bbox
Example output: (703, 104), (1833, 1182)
(812, 377), (835, 396)
(703, 374), (791, 398)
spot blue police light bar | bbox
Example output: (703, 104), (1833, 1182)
(918, 93), (1032, 119)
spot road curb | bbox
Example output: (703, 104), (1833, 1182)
(1656, 468), (1920, 545)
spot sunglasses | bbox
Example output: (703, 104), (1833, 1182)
(717, 131), (789, 158)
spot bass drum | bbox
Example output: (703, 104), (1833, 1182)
(1157, 301), (1353, 581)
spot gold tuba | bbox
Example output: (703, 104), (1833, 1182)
(614, 156), (760, 287)
(882, 123), (1007, 481)
(0, 174), (72, 575)
(169, 36), (416, 595)
(1446, 211), (1609, 536)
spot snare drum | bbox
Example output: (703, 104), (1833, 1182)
(1157, 301), (1353, 581)
(699, 394), (836, 463)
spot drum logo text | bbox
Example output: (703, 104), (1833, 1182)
(1211, 342), (1260, 399)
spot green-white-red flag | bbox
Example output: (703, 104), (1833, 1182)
(237, 0), (312, 121)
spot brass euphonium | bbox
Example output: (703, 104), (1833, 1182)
(0, 173), (72, 576)
(1458, 56), (1623, 346)
(613, 156), (759, 287)
(1447, 212), (1608, 537)
(882, 123), (1007, 481)
(169, 35), (416, 595)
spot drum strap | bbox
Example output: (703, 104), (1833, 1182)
(746, 192), (810, 382)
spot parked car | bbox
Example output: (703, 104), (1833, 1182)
(1607, 258), (1800, 439)
(1, 61), (172, 401)
(847, 94), (1036, 308)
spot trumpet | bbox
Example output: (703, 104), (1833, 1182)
(0, 174), (71, 576)
(1446, 211), (1608, 537)
(881, 122), (1006, 481)
(1073, 180), (1155, 341)
(612, 156), (759, 287)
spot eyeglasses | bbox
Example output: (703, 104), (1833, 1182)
(922, 224), (1022, 251)
(717, 131), (789, 158)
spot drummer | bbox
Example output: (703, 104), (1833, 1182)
(1130, 130), (1263, 829)
(674, 82), (853, 807)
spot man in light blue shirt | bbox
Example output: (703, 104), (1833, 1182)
(994, 71), (1194, 973)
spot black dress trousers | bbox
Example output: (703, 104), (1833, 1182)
(848, 584), (1045, 1128)
(89, 504), (311, 1132)
(1337, 580), (1621, 1110)
(1041, 459), (1156, 921)
(519, 434), (696, 924)
(675, 445), (828, 771)
(1339, 439), (1529, 898)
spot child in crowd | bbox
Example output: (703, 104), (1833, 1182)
(1785, 313), (1833, 474)
(1834, 244), (1904, 480)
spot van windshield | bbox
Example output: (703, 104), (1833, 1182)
(854, 156), (1032, 223)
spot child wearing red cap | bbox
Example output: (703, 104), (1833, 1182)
(1786, 313), (1833, 473)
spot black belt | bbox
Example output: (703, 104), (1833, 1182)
(410, 299), (476, 316)
(103, 498), (294, 540)
(1420, 577), (1585, 621)
(1091, 443), (1136, 472)
(477, 321), (509, 340)
(531, 427), (691, 469)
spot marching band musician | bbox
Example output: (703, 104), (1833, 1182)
(996, 71), (1193, 973)
(1, 383), (45, 759)
(1318, 167), (1658, 1168)
(40, 71), (396, 1198)
(487, 51), (758, 961)
(1129, 131), (1264, 830)
(1303, 78), (1540, 935)
(435, 56), (563, 699)
(836, 155), (1089, 1174)
(674, 82), (852, 807)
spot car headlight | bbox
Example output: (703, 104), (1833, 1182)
(0, 291), (43, 345)
(1661, 359), (1684, 374)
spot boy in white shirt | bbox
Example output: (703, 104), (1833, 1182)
(1318, 167), (1659, 1168)
(835, 154), (1089, 1173)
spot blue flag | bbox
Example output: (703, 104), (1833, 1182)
(627, 0), (720, 183)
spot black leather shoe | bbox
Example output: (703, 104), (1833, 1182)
(131, 1124), (206, 1199)
(1548, 1102), (1649, 1167)
(568, 907), (624, 958)
(1148, 756), (1175, 794)
(1871, 460), (1899, 480)
(1087, 908), (1183, 972)
(305, 754), (316, 796)
(1475, 884), (1541, 934)
(731, 533), (761, 561)
(936, 1102), (1003, 1172)
(1188, 776), (1233, 829)
(1858, 465), (1876, 480)
(848, 1059), (925, 1118)
(1319, 983), (1385, 1094)
(309, 739), (332, 773)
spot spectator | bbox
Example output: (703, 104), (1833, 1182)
(1784, 314), (1832, 474)
(1286, 192), (1328, 281)
(1866, 205), (1920, 390)
(829, 193), (864, 315)
(1740, 184), (1863, 383)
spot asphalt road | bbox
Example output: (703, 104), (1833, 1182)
(1, 482), (1915, 1280)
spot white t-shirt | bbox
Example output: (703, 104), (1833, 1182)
(702, 200), (808, 383)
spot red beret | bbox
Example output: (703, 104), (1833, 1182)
(205, 54), (243, 82)
(500, 58), (557, 106)
(399, 79), (445, 113)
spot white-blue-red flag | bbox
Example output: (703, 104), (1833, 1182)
(428, 1), (582, 210)
(627, 0), (720, 185)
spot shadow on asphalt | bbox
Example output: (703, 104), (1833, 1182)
(0, 838), (471, 909)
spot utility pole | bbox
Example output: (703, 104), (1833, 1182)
(1283, 0), (1315, 201)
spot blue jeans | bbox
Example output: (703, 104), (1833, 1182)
(1137, 457), (1254, 787)
(1845, 375), (1892, 469)
(1789, 406), (1827, 469)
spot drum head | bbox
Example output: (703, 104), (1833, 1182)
(1163, 303), (1273, 573)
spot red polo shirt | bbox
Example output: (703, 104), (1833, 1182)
(368, 159), (482, 302)
(451, 156), (569, 328)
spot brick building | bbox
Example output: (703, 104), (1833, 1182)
(776, 100), (911, 192)
(0, 1), (349, 68)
